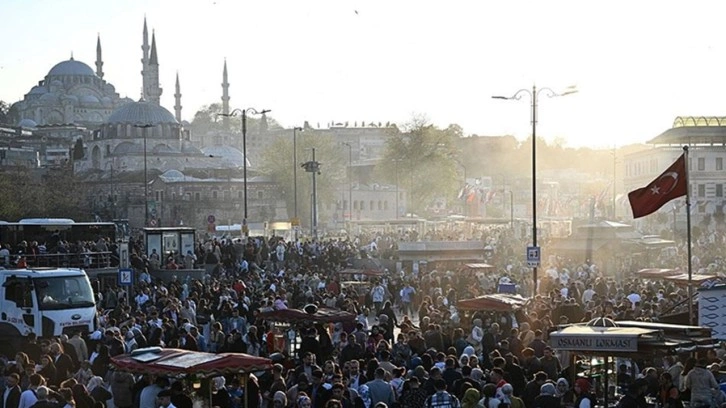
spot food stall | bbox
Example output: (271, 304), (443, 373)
(111, 347), (272, 407)
(257, 307), (356, 356)
(549, 319), (717, 407)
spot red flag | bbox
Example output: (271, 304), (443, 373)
(628, 153), (687, 218)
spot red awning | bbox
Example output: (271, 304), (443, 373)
(111, 348), (272, 377)
(258, 307), (356, 324)
(636, 268), (681, 279)
(456, 294), (528, 312)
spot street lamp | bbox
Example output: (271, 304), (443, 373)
(392, 159), (403, 219)
(220, 108), (271, 237)
(133, 123), (154, 226)
(342, 142), (353, 222)
(293, 127), (303, 233)
(493, 85), (576, 296)
(302, 149), (321, 239)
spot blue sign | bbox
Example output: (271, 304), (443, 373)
(118, 268), (133, 286)
(526, 246), (540, 267)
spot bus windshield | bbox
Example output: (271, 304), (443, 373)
(33, 276), (96, 310)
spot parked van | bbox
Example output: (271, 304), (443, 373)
(0, 268), (97, 342)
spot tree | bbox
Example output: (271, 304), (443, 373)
(0, 101), (9, 124)
(259, 129), (345, 229)
(189, 104), (283, 137)
(376, 116), (461, 215)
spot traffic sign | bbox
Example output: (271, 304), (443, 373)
(526, 246), (541, 267)
(118, 268), (133, 286)
(207, 214), (216, 224)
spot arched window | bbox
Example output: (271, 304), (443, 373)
(384, 201), (389, 210)
(370, 201), (374, 211)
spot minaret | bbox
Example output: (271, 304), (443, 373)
(146, 30), (163, 105)
(221, 59), (230, 130)
(95, 34), (104, 79)
(174, 72), (182, 122)
(141, 17), (150, 100)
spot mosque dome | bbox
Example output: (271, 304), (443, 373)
(80, 95), (100, 104)
(18, 119), (38, 128)
(106, 100), (178, 125)
(48, 59), (96, 77)
(28, 86), (47, 96)
(100, 96), (112, 107)
(161, 169), (185, 181)
(39, 92), (59, 104)
(181, 141), (202, 155)
(112, 141), (143, 155)
(201, 145), (250, 167)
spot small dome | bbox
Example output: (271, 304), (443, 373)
(39, 92), (59, 103)
(151, 144), (177, 154)
(48, 59), (96, 77)
(18, 119), (38, 128)
(201, 145), (250, 167)
(28, 86), (47, 95)
(181, 141), (202, 154)
(112, 141), (143, 155)
(585, 317), (618, 327)
(161, 169), (185, 181)
(106, 100), (178, 125)
(80, 95), (100, 104)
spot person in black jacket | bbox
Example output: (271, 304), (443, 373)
(1, 373), (22, 408)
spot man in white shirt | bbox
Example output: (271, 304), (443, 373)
(582, 284), (596, 305)
(17, 373), (41, 408)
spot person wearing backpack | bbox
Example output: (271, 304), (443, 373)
(573, 379), (595, 408)
(424, 379), (460, 408)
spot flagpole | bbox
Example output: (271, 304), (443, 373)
(684, 145), (693, 325)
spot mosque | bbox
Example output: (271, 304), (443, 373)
(6, 18), (284, 229)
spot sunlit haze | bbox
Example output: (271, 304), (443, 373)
(2, 0), (725, 148)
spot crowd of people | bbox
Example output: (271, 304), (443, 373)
(1, 222), (726, 408)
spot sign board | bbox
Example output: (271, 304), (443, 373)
(526, 246), (540, 267)
(290, 217), (300, 227)
(119, 242), (129, 269)
(207, 214), (216, 224)
(118, 268), (133, 286)
(550, 333), (638, 353)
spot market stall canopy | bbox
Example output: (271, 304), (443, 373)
(456, 293), (528, 312)
(664, 273), (717, 286)
(460, 263), (495, 271)
(111, 347), (272, 377)
(258, 307), (356, 324)
(636, 268), (681, 279)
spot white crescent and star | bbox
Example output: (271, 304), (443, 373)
(650, 171), (679, 195)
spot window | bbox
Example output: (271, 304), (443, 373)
(384, 201), (389, 210)
(698, 184), (706, 198)
(354, 201), (358, 210)
(378, 201), (382, 210)
(698, 158), (705, 171)
(361, 201), (365, 210)
(195, 192), (201, 201)
(718, 184), (724, 198)
(4, 279), (33, 308)
(718, 157), (724, 171)
(212, 191), (218, 199)
(257, 191), (263, 199)
(223, 191), (230, 201)
(370, 201), (374, 211)
(238, 191), (243, 199)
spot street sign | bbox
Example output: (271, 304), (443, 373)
(207, 214), (216, 224)
(118, 268), (133, 286)
(526, 246), (541, 267)
(290, 217), (300, 227)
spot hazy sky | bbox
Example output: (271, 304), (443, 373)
(2, 0), (725, 148)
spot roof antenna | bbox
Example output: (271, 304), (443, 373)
(70, 51), (74, 60)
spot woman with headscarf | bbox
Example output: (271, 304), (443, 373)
(273, 391), (288, 408)
(555, 378), (576, 407)
(297, 393), (313, 408)
(86, 376), (112, 405)
(499, 384), (525, 408)
(212, 376), (232, 408)
(533, 383), (560, 408)
(461, 388), (480, 408)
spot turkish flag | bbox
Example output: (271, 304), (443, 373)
(628, 153), (687, 218)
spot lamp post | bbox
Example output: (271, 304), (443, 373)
(302, 149), (321, 239)
(293, 127), (303, 233)
(342, 142), (353, 222)
(133, 123), (154, 226)
(220, 108), (271, 237)
(493, 85), (576, 296)
(393, 159), (403, 219)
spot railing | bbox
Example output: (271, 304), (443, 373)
(2, 251), (116, 269)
